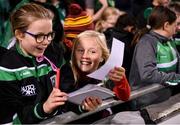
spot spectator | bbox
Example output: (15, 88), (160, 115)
(131, 0), (171, 29)
(85, 0), (109, 22)
(129, 6), (179, 110)
(60, 30), (130, 111)
(95, 7), (124, 32)
(1, 0), (66, 69)
(168, 2), (180, 52)
(0, 3), (68, 124)
(104, 13), (137, 78)
(50, 0), (69, 25)
(63, 3), (94, 61)
(144, 0), (171, 19)
(130, 0), (152, 29)
(69, 30), (130, 122)
(1, 0), (64, 48)
(115, 6), (180, 124)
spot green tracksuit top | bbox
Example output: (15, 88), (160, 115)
(0, 43), (57, 124)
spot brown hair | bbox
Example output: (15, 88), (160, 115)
(168, 2), (180, 13)
(131, 6), (177, 46)
(10, 3), (54, 33)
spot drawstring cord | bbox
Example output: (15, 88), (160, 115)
(36, 56), (60, 88)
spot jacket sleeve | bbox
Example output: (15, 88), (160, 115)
(112, 76), (131, 101)
(0, 81), (22, 124)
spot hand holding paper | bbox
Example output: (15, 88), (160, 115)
(87, 38), (125, 80)
(68, 84), (115, 105)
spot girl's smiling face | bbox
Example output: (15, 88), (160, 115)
(18, 19), (53, 57)
(75, 37), (103, 74)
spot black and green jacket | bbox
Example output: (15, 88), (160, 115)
(0, 43), (57, 124)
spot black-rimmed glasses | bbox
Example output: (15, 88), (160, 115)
(24, 31), (55, 43)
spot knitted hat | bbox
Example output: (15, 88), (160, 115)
(64, 3), (94, 41)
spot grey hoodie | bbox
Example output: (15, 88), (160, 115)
(129, 31), (180, 109)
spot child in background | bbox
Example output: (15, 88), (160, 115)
(85, 0), (108, 22)
(104, 13), (137, 78)
(95, 7), (124, 33)
(63, 3), (94, 61)
(64, 3), (94, 46)
(129, 6), (180, 109)
(108, 6), (180, 125)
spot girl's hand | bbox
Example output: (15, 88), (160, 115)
(108, 67), (125, 82)
(81, 96), (102, 111)
(43, 88), (68, 114)
(99, 0), (108, 7)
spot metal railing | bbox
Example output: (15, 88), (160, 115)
(41, 83), (165, 124)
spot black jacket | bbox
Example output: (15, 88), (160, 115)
(104, 28), (135, 78)
(0, 44), (57, 124)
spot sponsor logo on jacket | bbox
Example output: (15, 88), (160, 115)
(21, 84), (36, 96)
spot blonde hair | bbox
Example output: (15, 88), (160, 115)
(95, 7), (125, 32)
(10, 3), (54, 33)
(71, 30), (110, 82)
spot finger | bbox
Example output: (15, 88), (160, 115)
(56, 92), (68, 98)
(50, 88), (61, 98)
(95, 97), (102, 105)
(52, 90), (68, 98)
(115, 66), (125, 71)
(88, 97), (101, 109)
(83, 101), (90, 111)
(109, 69), (115, 74)
(49, 88), (56, 97)
(110, 68), (125, 79)
(114, 72), (124, 79)
(51, 87), (60, 94)
(109, 68), (124, 77)
(114, 67), (125, 75)
(90, 97), (101, 107)
(82, 101), (91, 111)
(43, 96), (67, 113)
(53, 96), (68, 102)
(109, 74), (123, 82)
(47, 98), (66, 108)
(84, 97), (95, 110)
(50, 101), (66, 108)
(86, 97), (95, 108)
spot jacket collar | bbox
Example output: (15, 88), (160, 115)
(16, 43), (33, 59)
(150, 31), (171, 43)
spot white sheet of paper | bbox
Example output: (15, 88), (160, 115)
(87, 38), (124, 80)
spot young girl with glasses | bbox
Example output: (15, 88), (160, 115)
(0, 3), (68, 124)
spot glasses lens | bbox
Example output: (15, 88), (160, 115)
(47, 32), (55, 41)
(35, 32), (55, 43)
(36, 34), (44, 43)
